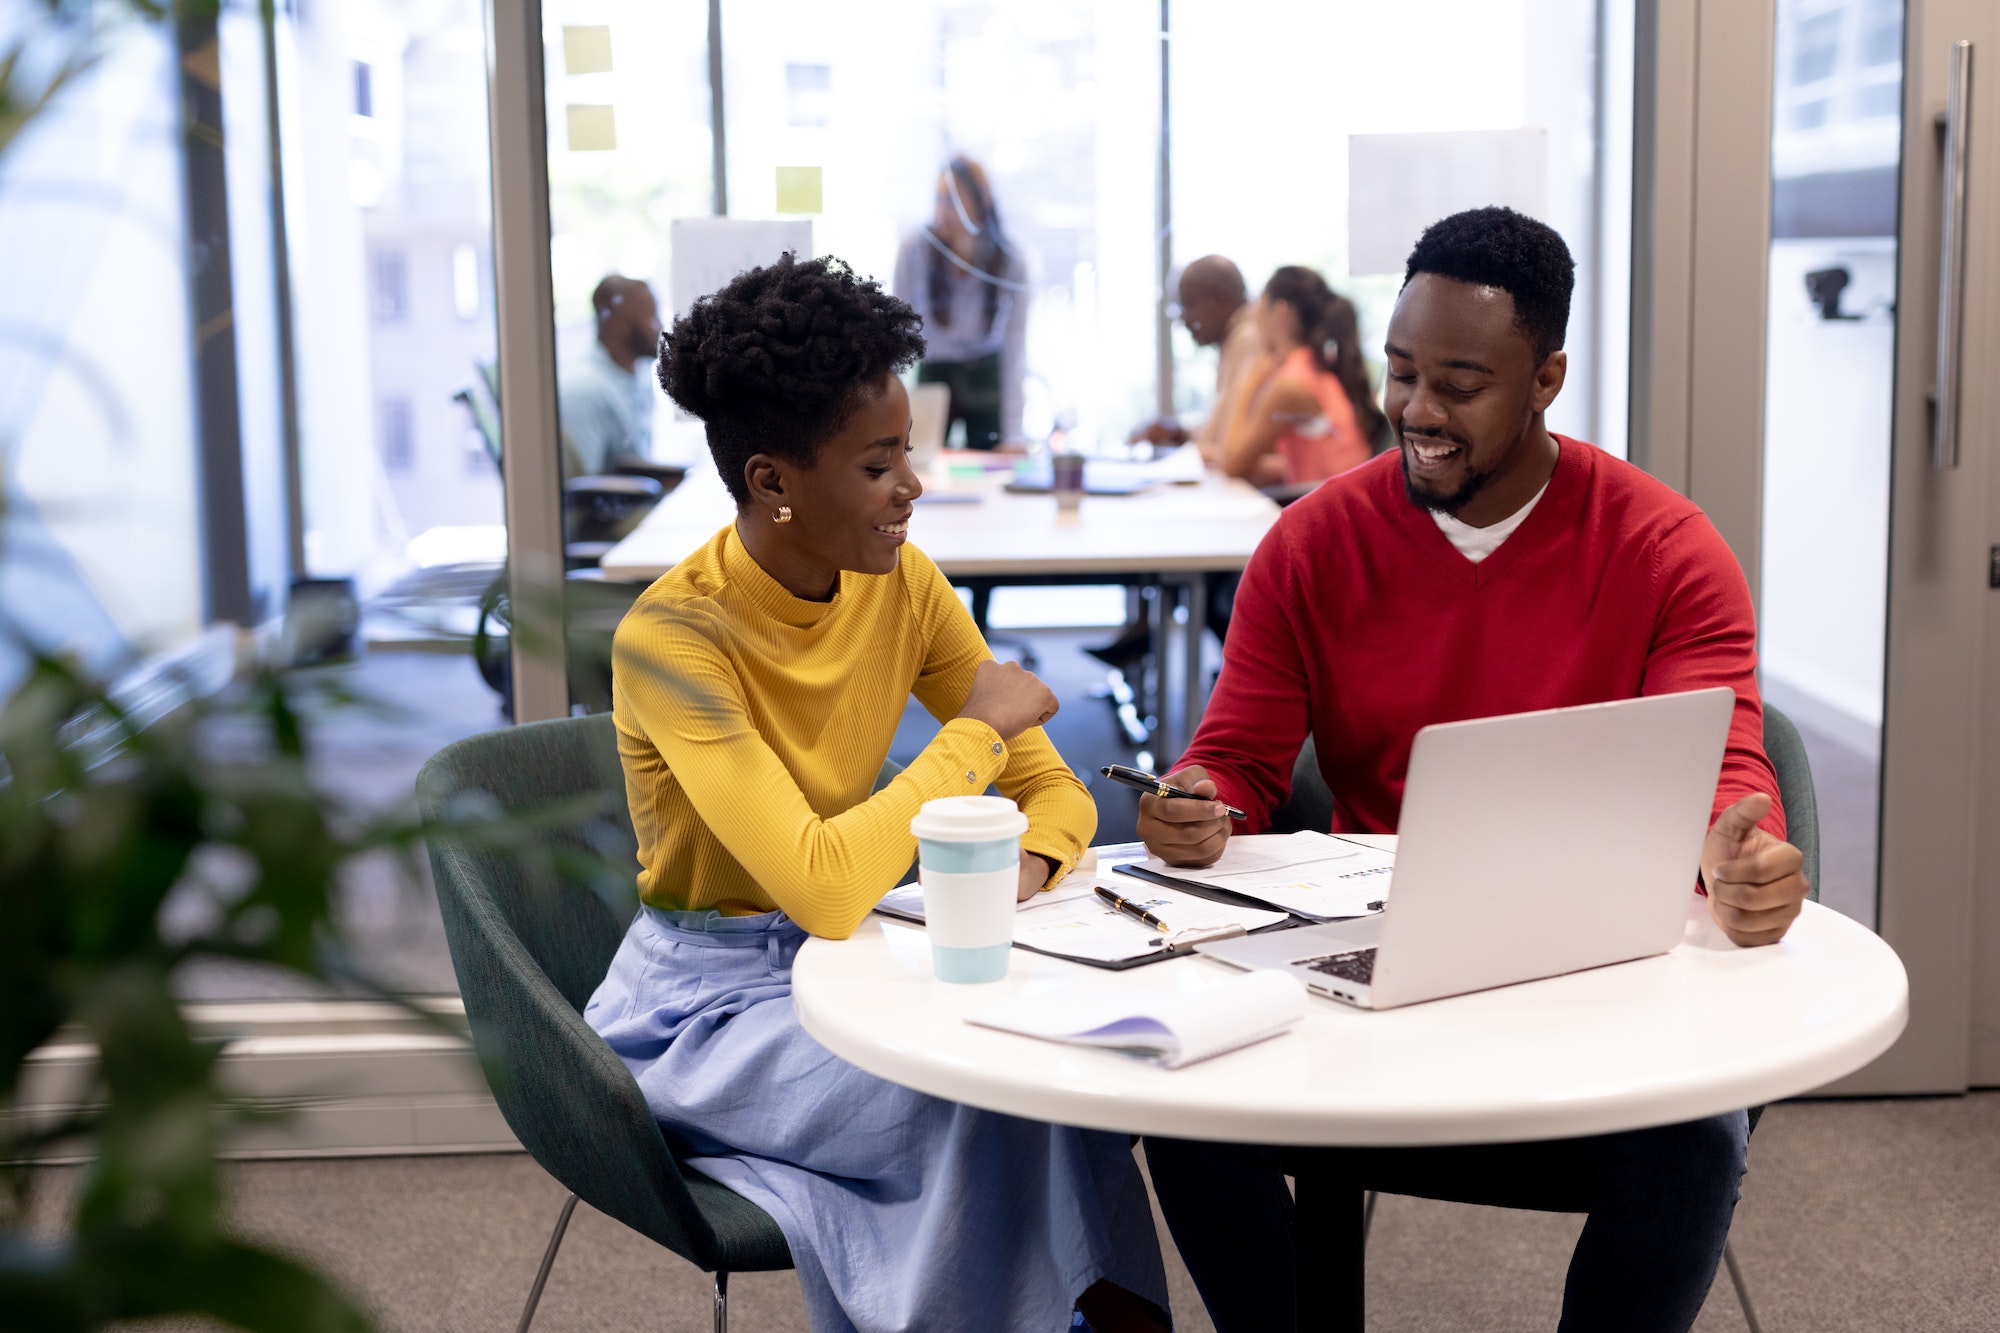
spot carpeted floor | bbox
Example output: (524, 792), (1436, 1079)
(49, 1090), (2000, 1332)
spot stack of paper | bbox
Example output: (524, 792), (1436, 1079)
(967, 969), (1307, 1068)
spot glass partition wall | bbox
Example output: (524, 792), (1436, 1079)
(541, 0), (1160, 456)
(719, 0), (1163, 446)
(3, 0), (1634, 1007)
(544, 0), (1627, 467)
(1758, 0), (1904, 928)
(262, 0), (511, 997)
(0, 0), (512, 1000)
(1170, 0), (1626, 454)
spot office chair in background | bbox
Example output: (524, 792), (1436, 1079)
(454, 364), (680, 716)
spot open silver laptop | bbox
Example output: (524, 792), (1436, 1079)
(1198, 688), (1736, 1009)
(908, 382), (951, 468)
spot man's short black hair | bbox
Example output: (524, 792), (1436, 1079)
(660, 253), (926, 504)
(1403, 207), (1574, 363)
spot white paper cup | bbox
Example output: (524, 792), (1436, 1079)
(911, 795), (1028, 983)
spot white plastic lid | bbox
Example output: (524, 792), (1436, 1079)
(910, 794), (1028, 842)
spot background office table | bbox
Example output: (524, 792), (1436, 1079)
(598, 462), (1281, 756)
(791, 841), (1909, 1147)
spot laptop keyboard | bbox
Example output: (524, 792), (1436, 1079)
(1302, 948), (1376, 985)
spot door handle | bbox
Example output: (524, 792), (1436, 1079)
(1934, 40), (1973, 470)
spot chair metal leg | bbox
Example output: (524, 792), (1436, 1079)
(1362, 1189), (1378, 1242)
(1723, 1240), (1763, 1333)
(714, 1270), (730, 1333)
(515, 1192), (579, 1333)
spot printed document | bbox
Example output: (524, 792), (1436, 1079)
(1126, 831), (1396, 921)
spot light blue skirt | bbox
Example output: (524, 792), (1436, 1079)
(584, 905), (1171, 1333)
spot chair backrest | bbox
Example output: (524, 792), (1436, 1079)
(1269, 707), (1822, 902)
(1266, 734), (1335, 835)
(416, 713), (732, 1268)
(1759, 701), (1821, 901)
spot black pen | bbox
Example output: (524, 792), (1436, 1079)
(1098, 764), (1248, 820)
(1095, 885), (1171, 932)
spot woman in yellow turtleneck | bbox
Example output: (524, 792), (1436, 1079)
(584, 254), (1169, 1333)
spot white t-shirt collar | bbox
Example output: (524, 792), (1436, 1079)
(1429, 479), (1552, 564)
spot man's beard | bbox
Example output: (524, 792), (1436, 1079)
(1400, 437), (1492, 516)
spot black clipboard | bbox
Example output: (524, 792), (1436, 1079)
(1008, 923), (1265, 971)
(1008, 870), (1310, 970)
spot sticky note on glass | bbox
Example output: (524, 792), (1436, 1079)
(566, 104), (616, 152)
(775, 165), (823, 214)
(563, 25), (613, 75)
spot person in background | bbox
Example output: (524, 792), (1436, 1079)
(1087, 255), (1270, 670)
(559, 274), (662, 477)
(1218, 266), (1387, 488)
(591, 253), (1170, 1333)
(1131, 255), (1270, 461)
(893, 156), (1029, 451)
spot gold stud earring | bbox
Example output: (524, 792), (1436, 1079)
(774, 505), (793, 524)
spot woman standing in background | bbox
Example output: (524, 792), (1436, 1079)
(893, 156), (1029, 450)
(1220, 266), (1388, 488)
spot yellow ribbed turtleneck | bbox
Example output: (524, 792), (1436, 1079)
(611, 523), (1097, 939)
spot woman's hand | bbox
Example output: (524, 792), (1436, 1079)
(959, 659), (1059, 741)
(1016, 851), (1057, 902)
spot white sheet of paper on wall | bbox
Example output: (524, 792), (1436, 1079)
(1347, 129), (1549, 276)
(669, 217), (814, 318)
(566, 104), (617, 152)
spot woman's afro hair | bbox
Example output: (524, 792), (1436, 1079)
(659, 252), (926, 503)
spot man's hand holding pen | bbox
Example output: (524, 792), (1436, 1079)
(1134, 764), (1234, 868)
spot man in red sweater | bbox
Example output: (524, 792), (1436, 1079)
(1138, 208), (1809, 1333)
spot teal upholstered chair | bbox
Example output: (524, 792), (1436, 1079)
(417, 713), (792, 1333)
(1268, 704), (1818, 1333)
(1759, 701), (1821, 903)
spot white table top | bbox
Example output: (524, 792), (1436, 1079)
(792, 839), (1910, 1146)
(598, 459), (1281, 583)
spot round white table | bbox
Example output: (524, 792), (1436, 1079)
(793, 856), (1908, 1147)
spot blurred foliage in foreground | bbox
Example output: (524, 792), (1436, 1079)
(0, 652), (395, 1331)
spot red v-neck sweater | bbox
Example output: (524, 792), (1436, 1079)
(1182, 434), (1784, 842)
